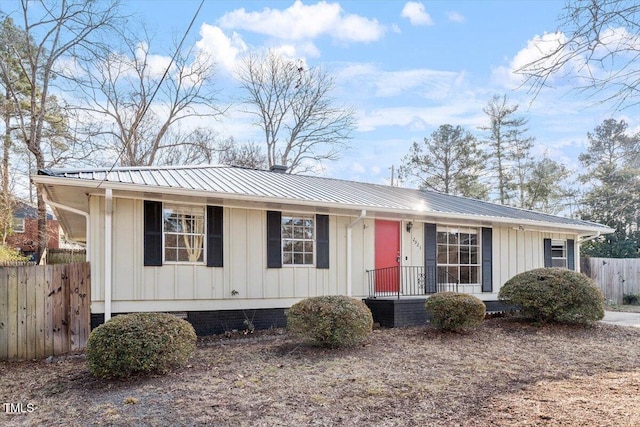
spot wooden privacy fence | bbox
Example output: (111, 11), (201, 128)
(0, 262), (90, 361)
(581, 257), (640, 304)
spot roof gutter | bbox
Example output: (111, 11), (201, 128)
(578, 232), (601, 244)
(346, 210), (366, 297)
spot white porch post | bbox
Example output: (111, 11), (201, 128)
(104, 189), (113, 321)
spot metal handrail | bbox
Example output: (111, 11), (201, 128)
(366, 265), (460, 299)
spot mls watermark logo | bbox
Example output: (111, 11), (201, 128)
(3, 403), (36, 414)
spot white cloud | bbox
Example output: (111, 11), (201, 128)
(356, 104), (484, 132)
(337, 64), (464, 100)
(447, 11), (465, 23)
(351, 162), (366, 174)
(195, 24), (247, 75)
(273, 42), (321, 59)
(494, 27), (639, 92)
(135, 42), (173, 78)
(218, 1), (385, 43)
(401, 2), (433, 26)
(374, 69), (463, 98)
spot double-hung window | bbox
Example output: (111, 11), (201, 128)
(551, 240), (567, 268)
(437, 226), (480, 284)
(282, 214), (314, 265)
(12, 218), (25, 233)
(163, 204), (205, 263)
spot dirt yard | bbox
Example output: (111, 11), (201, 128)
(2, 318), (640, 426)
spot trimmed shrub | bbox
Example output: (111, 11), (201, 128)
(86, 312), (197, 379)
(425, 292), (486, 333)
(287, 296), (373, 348)
(623, 293), (640, 305)
(499, 268), (604, 325)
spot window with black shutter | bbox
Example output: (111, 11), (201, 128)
(144, 201), (223, 267)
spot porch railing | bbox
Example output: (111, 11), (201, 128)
(366, 266), (459, 299)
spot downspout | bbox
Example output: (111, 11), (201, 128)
(346, 210), (366, 297)
(104, 189), (113, 321)
(42, 191), (90, 261)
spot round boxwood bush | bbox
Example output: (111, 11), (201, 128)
(287, 296), (373, 348)
(86, 312), (197, 379)
(498, 268), (604, 325)
(425, 292), (486, 333)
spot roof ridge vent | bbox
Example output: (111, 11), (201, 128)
(270, 165), (288, 173)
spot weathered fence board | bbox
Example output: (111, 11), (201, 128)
(0, 262), (90, 361)
(581, 257), (640, 304)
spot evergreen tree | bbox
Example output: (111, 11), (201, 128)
(579, 119), (640, 257)
(400, 124), (487, 198)
(480, 94), (534, 205)
(0, 17), (31, 243)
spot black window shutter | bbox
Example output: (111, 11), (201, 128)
(207, 206), (223, 267)
(144, 201), (163, 266)
(316, 214), (329, 269)
(424, 223), (437, 293)
(567, 239), (575, 270)
(543, 238), (552, 268)
(481, 227), (493, 292)
(267, 211), (282, 268)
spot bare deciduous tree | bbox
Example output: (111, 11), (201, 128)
(0, 0), (123, 260)
(516, 0), (640, 111)
(237, 50), (355, 173)
(75, 32), (224, 167)
(216, 138), (266, 169)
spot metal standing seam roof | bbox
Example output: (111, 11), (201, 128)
(37, 164), (611, 232)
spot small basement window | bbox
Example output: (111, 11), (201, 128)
(551, 239), (567, 268)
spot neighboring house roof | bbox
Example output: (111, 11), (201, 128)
(34, 164), (613, 240)
(13, 200), (54, 220)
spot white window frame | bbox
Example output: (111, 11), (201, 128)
(162, 204), (206, 264)
(12, 218), (25, 233)
(436, 226), (481, 284)
(551, 239), (567, 268)
(281, 214), (315, 266)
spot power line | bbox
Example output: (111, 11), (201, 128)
(96, 0), (205, 189)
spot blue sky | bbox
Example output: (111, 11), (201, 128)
(6, 1), (639, 186)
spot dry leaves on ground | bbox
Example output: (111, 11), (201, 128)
(1, 318), (640, 426)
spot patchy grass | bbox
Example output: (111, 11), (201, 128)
(2, 319), (640, 426)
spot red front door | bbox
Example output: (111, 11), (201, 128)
(375, 220), (400, 293)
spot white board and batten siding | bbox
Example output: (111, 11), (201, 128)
(493, 228), (578, 290)
(89, 195), (579, 313)
(89, 196), (375, 313)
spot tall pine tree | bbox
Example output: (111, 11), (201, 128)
(579, 119), (640, 257)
